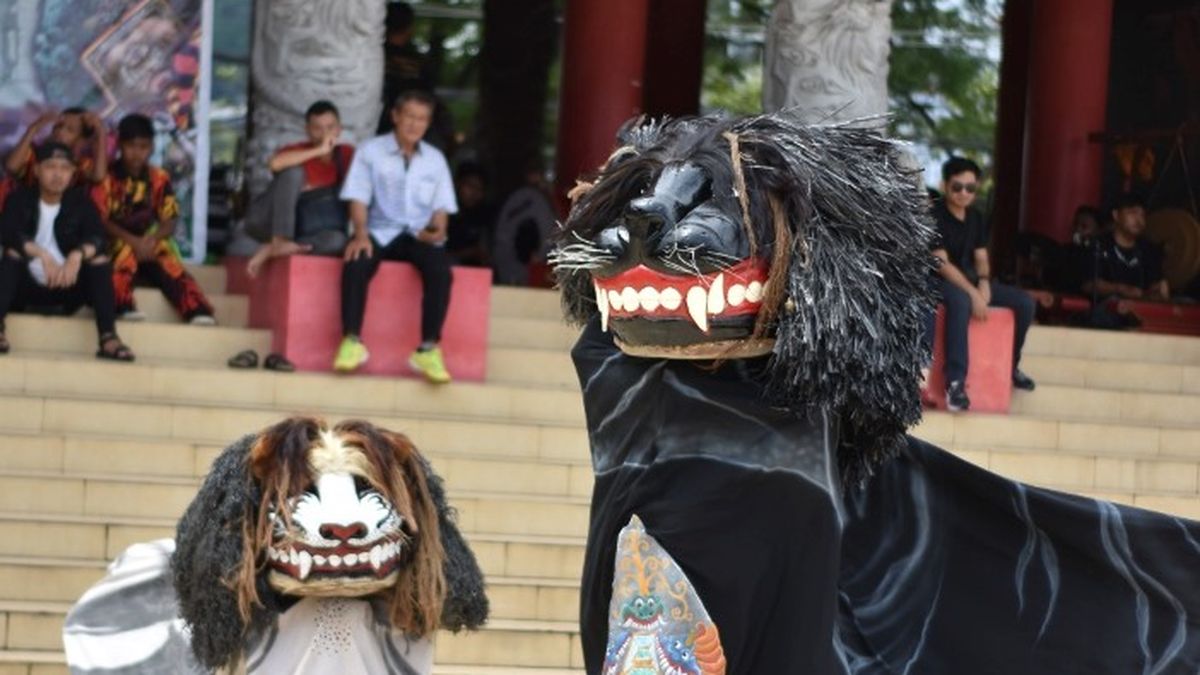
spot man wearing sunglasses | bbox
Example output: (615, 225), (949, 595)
(931, 156), (1036, 412)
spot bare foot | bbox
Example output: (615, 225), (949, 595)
(245, 240), (312, 279)
(246, 244), (273, 279)
(274, 240), (312, 258)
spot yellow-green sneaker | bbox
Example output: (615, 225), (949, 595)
(409, 347), (451, 384)
(333, 337), (369, 372)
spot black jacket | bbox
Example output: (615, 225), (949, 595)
(0, 185), (107, 258)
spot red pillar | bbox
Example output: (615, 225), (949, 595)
(553, 0), (651, 213)
(642, 0), (707, 118)
(988, 0), (1032, 275)
(1021, 0), (1114, 243)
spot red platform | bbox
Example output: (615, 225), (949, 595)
(925, 306), (1015, 413)
(243, 255), (491, 380)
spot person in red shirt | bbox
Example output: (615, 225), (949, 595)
(93, 114), (215, 325)
(245, 100), (355, 277)
(0, 108), (108, 211)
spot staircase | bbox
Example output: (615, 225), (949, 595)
(0, 265), (1197, 674)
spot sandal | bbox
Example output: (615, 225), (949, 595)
(96, 334), (135, 362)
(264, 353), (295, 372)
(227, 349), (259, 369)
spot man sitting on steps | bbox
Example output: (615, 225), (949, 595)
(334, 90), (457, 383)
(0, 142), (134, 361)
(931, 156), (1035, 412)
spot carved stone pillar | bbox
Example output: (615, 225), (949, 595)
(247, 0), (385, 196)
(763, 0), (893, 123)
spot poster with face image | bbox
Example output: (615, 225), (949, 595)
(0, 0), (211, 260)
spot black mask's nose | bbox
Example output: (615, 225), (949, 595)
(622, 162), (712, 253)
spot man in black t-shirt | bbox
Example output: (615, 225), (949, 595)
(1084, 193), (1168, 301)
(931, 156), (1036, 411)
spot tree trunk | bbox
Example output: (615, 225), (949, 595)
(247, 0), (385, 196)
(478, 0), (558, 197)
(763, 0), (894, 122)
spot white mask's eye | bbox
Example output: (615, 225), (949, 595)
(353, 476), (376, 497)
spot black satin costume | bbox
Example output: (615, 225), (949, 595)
(574, 319), (1200, 675)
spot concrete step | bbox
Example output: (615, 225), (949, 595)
(947, 447), (1200, 501)
(0, 511), (586, 581)
(0, 355), (587, 429)
(123, 288), (249, 327)
(916, 411), (1200, 462)
(0, 399), (588, 467)
(1009, 383), (1200, 428)
(1016, 354), (1200, 395)
(0, 470), (590, 538)
(1023, 325), (1200, 364)
(182, 264), (226, 295)
(3, 315), (271, 364)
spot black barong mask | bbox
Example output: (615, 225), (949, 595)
(553, 113), (936, 480)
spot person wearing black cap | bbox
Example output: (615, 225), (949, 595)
(0, 142), (134, 360)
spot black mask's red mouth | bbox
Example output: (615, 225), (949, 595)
(593, 259), (773, 354)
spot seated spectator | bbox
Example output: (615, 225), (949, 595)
(932, 156), (1036, 411)
(446, 162), (495, 267)
(245, 100), (354, 278)
(1083, 192), (1169, 301)
(0, 142), (133, 360)
(5, 108), (108, 186)
(93, 114), (215, 325)
(1071, 205), (1104, 245)
(335, 90), (457, 383)
(492, 160), (556, 285)
(1051, 205), (1106, 294)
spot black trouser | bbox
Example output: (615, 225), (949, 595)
(341, 234), (452, 343)
(939, 279), (1034, 383)
(0, 254), (118, 337)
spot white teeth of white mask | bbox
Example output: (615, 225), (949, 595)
(313, 554), (326, 565)
(329, 554), (342, 568)
(660, 287), (682, 310)
(595, 282), (610, 332)
(638, 286), (659, 311)
(370, 545), (382, 571)
(358, 551), (370, 564)
(728, 283), (746, 307)
(686, 286), (709, 332)
(298, 550), (312, 580)
(707, 274), (726, 315)
(288, 548), (298, 566)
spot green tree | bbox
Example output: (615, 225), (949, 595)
(889, 0), (1001, 164)
(701, 0), (1001, 169)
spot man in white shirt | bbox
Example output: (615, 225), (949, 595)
(335, 90), (458, 382)
(0, 142), (133, 360)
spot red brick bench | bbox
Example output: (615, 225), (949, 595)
(233, 256), (491, 381)
(924, 306), (1015, 413)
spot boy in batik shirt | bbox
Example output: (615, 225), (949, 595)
(93, 114), (215, 324)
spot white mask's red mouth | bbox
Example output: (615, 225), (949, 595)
(593, 259), (769, 333)
(267, 535), (405, 582)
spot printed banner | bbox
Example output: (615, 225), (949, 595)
(0, 0), (211, 260)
